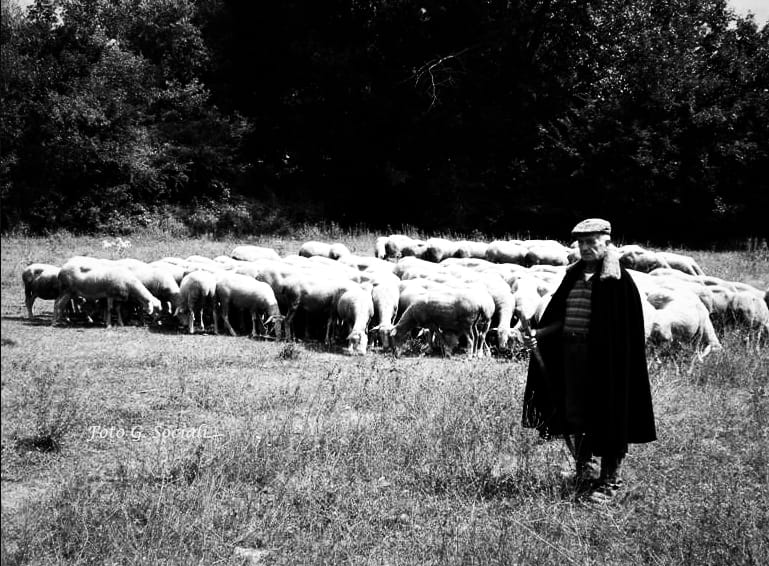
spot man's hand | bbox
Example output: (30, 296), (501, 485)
(523, 328), (537, 350)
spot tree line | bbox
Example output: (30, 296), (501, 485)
(2, 0), (767, 244)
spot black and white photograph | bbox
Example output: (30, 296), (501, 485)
(1, 1), (768, 564)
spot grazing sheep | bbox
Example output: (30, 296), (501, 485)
(390, 286), (490, 357)
(656, 251), (705, 276)
(22, 263), (61, 318)
(282, 274), (358, 343)
(728, 290), (769, 340)
(511, 276), (550, 322)
(298, 241), (332, 258)
(420, 238), (459, 263)
(175, 270), (219, 334)
(215, 272), (284, 339)
(485, 240), (528, 265)
(647, 286), (721, 358)
(381, 235), (425, 260)
(230, 245), (281, 262)
(368, 277), (400, 348)
(393, 256), (441, 279)
(375, 236), (388, 259)
(334, 284), (374, 354)
(115, 258), (181, 315)
(453, 240), (490, 260)
(236, 259), (303, 315)
(708, 284), (737, 328)
(618, 245), (671, 273)
(525, 244), (570, 267)
(329, 243), (352, 260)
(54, 257), (162, 328)
(400, 240), (428, 258)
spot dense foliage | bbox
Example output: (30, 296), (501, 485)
(1, 0), (767, 243)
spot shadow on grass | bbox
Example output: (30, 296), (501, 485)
(1, 314), (59, 327)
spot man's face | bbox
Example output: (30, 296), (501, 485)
(578, 234), (610, 262)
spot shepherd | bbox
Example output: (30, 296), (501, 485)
(521, 218), (656, 503)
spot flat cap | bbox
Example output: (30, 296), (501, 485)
(571, 218), (611, 237)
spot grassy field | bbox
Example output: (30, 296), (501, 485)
(1, 232), (768, 565)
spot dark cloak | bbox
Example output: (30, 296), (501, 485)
(521, 251), (657, 456)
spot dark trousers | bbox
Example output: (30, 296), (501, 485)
(563, 336), (623, 481)
(567, 433), (623, 482)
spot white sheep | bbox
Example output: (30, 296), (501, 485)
(420, 238), (458, 263)
(485, 240), (528, 265)
(22, 263), (61, 318)
(115, 258), (181, 315)
(618, 245), (671, 273)
(175, 270), (219, 334)
(214, 272), (284, 339)
(525, 244), (570, 267)
(329, 243), (352, 260)
(282, 273), (358, 343)
(381, 235), (425, 260)
(390, 286), (491, 357)
(54, 256), (162, 328)
(230, 245), (281, 262)
(334, 284), (374, 354)
(298, 241), (336, 259)
(366, 276), (401, 348)
(728, 289), (769, 340)
(375, 236), (389, 259)
(656, 251), (705, 276)
(393, 256), (441, 279)
(646, 286), (721, 358)
(453, 240), (490, 260)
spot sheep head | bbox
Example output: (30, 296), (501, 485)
(265, 314), (285, 340)
(346, 329), (368, 355)
(174, 305), (191, 326)
(146, 296), (163, 316)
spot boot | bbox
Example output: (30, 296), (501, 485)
(574, 435), (599, 488)
(564, 434), (599, 489)
(589, 455), (625, 503)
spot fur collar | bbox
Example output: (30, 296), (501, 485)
(567, 248), (622, 281)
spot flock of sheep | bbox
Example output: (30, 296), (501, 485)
(22, 234), (769, 357)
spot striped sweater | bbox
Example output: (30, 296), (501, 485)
(563, 276), (592, 334)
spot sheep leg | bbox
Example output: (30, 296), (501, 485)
(53, 293), (71, 325)
(221, 303), (238, 337)
(189, 307), (196, 334)
(254, 315), (267, 338)
(105, 298), (113, 328)
(324, 316), (333, 347)
(285, 305), (299, 341)
(250, 312), (261, 339)
(25, 291), (35, 319)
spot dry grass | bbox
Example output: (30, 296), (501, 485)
(1, 232), (768, 565)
